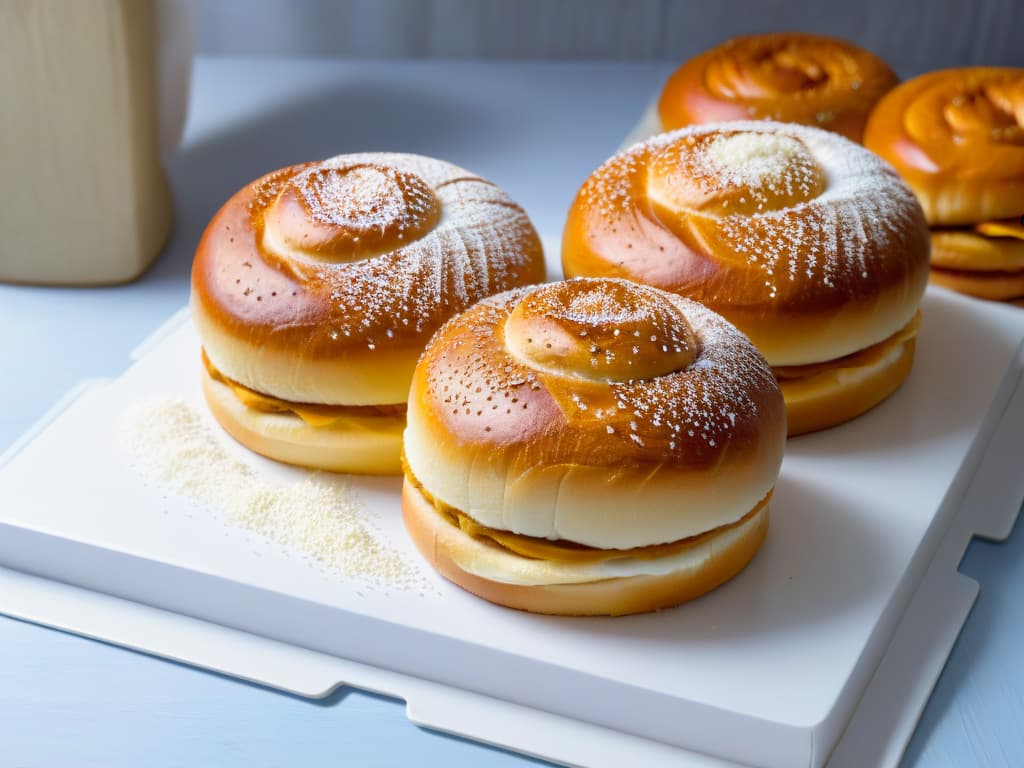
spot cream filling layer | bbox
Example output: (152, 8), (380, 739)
(203, 350), (406, 430)
(440, 499), (767, 586)
(779, 335), (911, 404)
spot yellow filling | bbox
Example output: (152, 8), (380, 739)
(202, 350), (406, 428)
(772, 312), (920, 382)
(974, 218), (1024, 240)
(405, 465), (769, 564)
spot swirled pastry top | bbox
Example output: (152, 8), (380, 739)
(561, 121), (930, 367)
(864, 67), (1024, 225)
(192, 153), (545, 405)
(658, 33), (898, 142)
(404, 278), (786, 549)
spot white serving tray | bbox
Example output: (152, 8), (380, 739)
(1, 258), (1022, 767)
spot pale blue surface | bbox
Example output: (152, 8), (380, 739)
(1, 59), (1021, 768)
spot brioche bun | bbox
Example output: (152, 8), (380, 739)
(562, 121), (929, 433)
(403, 278), (785, 615)
(864, 69), (1024, 303)
(191, 152), (544, 472)
(864, 67), (1024, 227)
(658, 33), (897, 143)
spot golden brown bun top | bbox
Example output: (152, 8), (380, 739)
(191, 153), (545, 403)
(658, 33), (898, 142)
(562, 121), (930, 366)
(404, 278), (787, 549)
(864, 67), (1024, 225)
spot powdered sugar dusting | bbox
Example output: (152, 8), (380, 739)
(556, 284), (686, 351)
(697, 132), (815, 197)
(718, 125), (916, 298)
(251, 153), (541, 349)
(296, 163), (437, 235)
(531, 280), (693, 350)
(322, 191), (539, 343)
(504, 279), (701, 382)
(608, 300), (775, 452)
(578, 121), (924, 305)
(423, 280), (779, 464)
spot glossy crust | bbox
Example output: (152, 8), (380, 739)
(562, 121), (930, 367)
(404, 279), (786, 550)
(192, 152), (545, 406)
(202, 365), (403, 474)
(658, 33), (898, 142)
(864, 68), (1024, 226)
(402, 479), (769, 616)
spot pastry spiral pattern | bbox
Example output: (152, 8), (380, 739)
(864, 67), (1024, 226)
(404, 278), (786, 549)
(658, 33), (898, 143)
(562, 121), (930, 367)
(865, 68), (1024, 302)
(191, 152), (545, 406)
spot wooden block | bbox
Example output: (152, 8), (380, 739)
(0, 0), (174, 285)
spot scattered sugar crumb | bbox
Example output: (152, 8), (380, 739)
(121, 399), (431, 593)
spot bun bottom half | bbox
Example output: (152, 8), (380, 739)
(928, 229), (1024, 302)
(780, 336), (916, 437)
(202, 367), (404, 474)
(930, 230), (1024, 272)
(929, 268), (1024, 302)
(401, 480), (768, 616)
